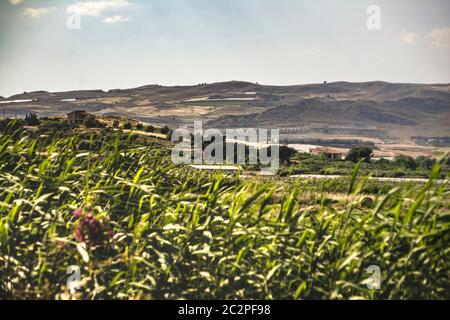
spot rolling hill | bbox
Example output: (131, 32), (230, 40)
(1, 81), (449, 144)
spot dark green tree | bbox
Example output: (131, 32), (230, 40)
(279, 145), (297, 163)
(346, 146), (373, 163)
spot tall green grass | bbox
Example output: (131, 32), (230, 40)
(0, 128), (449, 299)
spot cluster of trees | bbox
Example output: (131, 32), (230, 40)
(0, 113), (41, 131)
(344, 146), (437, 170)
(120, 121), (170, 135)
(25, 113), (40, 126)
(180, 134), (297, 165)
(281, 148), (446, 178)
(393, 155), (436, 170)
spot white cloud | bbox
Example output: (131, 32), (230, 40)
(306, 47), (321, 56)
(103, 15), (131, 24)
(9, 0), (24, 5)
(400, 31), (417, 44)
(429, 27), (450, 49)
(23, 7), (57, 18)
(67, 0), (130, 17)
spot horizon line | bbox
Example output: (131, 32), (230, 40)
(3, 79), (450, 99)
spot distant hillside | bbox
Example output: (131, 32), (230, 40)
(207, 96), (449, 126)
(7, 81), (449, 102)
(1, 81), (449, 143)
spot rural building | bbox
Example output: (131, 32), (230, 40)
(67, 110), (89, 125)
(311, 147), (347, 160)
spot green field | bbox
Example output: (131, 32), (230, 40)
(0, 124), (449, 299)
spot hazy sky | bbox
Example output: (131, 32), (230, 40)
(0, 0), (449, 97)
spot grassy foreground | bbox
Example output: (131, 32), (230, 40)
(0, 127), (449, 299)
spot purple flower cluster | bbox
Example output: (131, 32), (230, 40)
(73, 209), (113, 246)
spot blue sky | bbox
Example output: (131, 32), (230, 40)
(0, 0), (449, 97)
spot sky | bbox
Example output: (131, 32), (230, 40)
(0, 0), (449, 97)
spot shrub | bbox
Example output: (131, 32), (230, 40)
(160, 126), (170, 134)
(415, 156), (435, 169)
(394, 155), (416, 170)
(39, 120), (70, 132)
(78, 140), (102, 151)
(83, 115), (100, 128)
(394, 169), (406, 177)
(360, 196), (374, 208)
